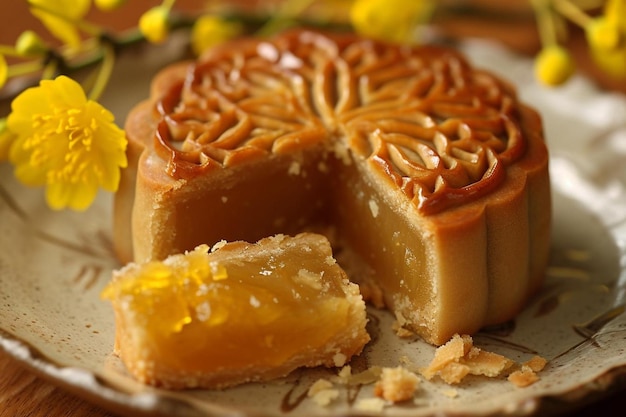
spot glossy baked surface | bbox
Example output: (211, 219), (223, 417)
(147, 29), (537, 215)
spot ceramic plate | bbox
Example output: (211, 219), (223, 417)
(1, 38), (626, 417)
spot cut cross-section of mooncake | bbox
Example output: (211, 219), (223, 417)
(102, 233), (370, 389)
(113, 29), (551, 345)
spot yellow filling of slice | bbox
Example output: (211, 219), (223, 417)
(102, 233), (369, 387)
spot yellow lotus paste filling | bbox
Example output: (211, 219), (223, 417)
(102, 233), (370, 389)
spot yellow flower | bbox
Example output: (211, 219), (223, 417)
(15, 30), (48, 56)
(94, 0), (126, 11)
(534, 45), (575, 86)
(349, 0), (435, 43)
(191, 15), (242, 56)
(0, 54), (7, 89)
(29, 0), (91, 49)
(586, 0), (626, 79)
(139, 6), (170, 44)
(587, 18), (620, 51)
(6, 76), (127, 211)
(605, 0), (626, 29)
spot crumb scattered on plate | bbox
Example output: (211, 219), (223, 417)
(355, 397), (387, 412)
(421, 334), (546, 387)
(307, 378), (340, 406)
(373, 366), (420, 402)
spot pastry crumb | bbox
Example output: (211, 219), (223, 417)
(373, 366), (420, 403)
(308, 378), (333, 394)
(523, 355), (547, 373)
(464, 347), (514, 377)
(421, 334), (544, 386)
(335, 365), (352, 383)
(332, 364), (381, 386)
(210, 240), (227, 252)
(398, 355), (420, 373)
(508, 366), (540, 387)
(307, 378), (339, 406)
(441, 388), (459, 398)
(506, 355), (547, 388)
(332, 352), (348, 367)
(437, 362), (471, 385)
(307, 336), (547, 409)
(355, 397), (387, 412)
(392, 320), (415, 338)
(421, 334), (473, 381)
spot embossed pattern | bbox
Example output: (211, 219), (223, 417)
(154, 30), (526, 214)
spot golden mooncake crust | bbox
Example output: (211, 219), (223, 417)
(114, 29), (550, 346)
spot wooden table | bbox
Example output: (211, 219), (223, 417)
(0, 351), (117, 417)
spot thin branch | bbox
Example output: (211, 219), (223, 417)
(553, 0), (593, 28)
(87, 41), (115, 101)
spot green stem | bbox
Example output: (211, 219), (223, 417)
(570, 0), (606, 11)
(0, 46), (23, 57)
(162, 0), (177, 11)
(41, 59), (58, 80)
(6, 60), (43, 78)
(531, 0), (559, 46)
(42, 28), (143, 79)
(553, 0), (593, 28)
(88, 42), (115, 101)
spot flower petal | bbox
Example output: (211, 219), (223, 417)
(9, 87), (53, 134)
(0, 55), (7, 89)
(44, 75), (88, 108)
(0, 118), (14, 161)
(46, 179), (99, 211)
(5, 75), (127, 211)
(29, 0), (91, 48)
(14, 160), (47, 186)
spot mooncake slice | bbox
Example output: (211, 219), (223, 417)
(102, 233), (370, 389)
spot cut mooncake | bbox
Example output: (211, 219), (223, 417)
(102, 233), (370, 389)
(113, 29), (551, 345)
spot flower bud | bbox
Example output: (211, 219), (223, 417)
(139, 6), (170, 44)
(534, 45), (575, 86)
(350, 0), (435, 44)
(585, 5), (626, 79)
(15, 30), (47, 56)
(191, 15), (242, 56)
